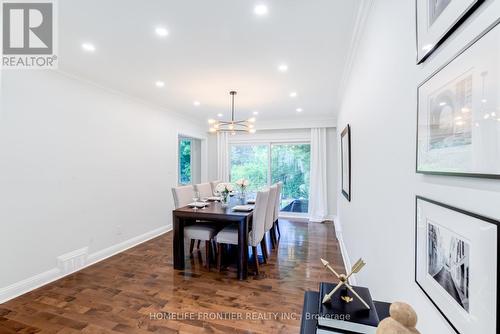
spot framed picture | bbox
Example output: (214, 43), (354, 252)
(416, 21), (500, 178)
(415, 196), (498, 334)
(341, 124), (351, 201)
(416, 0), (483, 63)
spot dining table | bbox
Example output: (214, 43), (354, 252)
(172, 196), (254, 280)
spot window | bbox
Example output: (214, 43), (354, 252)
(271, 144), (310, 213)
(230, 142), (311, 214)
(178, 138), (192, 185)
(230, 144), (269, 192)
(178, 136), (201, 185)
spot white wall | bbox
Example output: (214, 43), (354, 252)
(208, 127), (338, 218)
(336, 1), (500, 333)
(0, 70), (206, 301)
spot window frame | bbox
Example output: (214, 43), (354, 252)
(178, 136), (193, 185)
(229, 139), (311, 218)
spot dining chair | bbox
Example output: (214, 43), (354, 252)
(210, 180), (222, 194)
(264, 185), (278, 251)
(215, 189), (269, 275)
(273, 182), (283, 239)
(194, 182), (213, 198)
(171, 185), (218, 269)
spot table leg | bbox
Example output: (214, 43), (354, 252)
(237, 216), (249, 280)
(173, 214), (185, 270)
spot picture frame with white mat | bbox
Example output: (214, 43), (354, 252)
(415, 196), (498, 334)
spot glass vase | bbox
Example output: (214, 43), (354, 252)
(221, 192), (230, 208)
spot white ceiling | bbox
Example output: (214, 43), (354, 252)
(59, 0), (360, 124)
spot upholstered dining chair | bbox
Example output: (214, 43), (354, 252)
(171, 185), (218, 269)
(273, 182), (283, 239)
(194, 182), (213, 199)
(264, 185), (278, 252)
(215, 189), (269, 275)
(210, 180), (222, 194)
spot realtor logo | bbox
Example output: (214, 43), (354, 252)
(2, 0), (58, 68)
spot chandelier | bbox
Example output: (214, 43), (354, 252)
(208, 91), (256, 134)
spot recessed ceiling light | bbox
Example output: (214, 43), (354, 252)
(289, 92), (297, 98)
(81, 43), (96, 52)
(254, 4), (269, 16)
(439, 102), (446, 106)
(278, 64), (288, 72)
(296, 108), (303, 113)
(155, 27), (169, 37)
(253, 111), (259, 116)
(193, 101), (201, 107)
(155, 81), (165, 88)
(217, 113), (223, 117)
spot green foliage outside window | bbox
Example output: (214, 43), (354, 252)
(230, 145), (268, 192)
(230, 143), (311, 211)
(179, 139), (192, 185)
(271, 144), (310, 207)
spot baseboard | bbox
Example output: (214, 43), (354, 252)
(0, 225), (171, 304)
(0, 268), (61, 304)
(308, 213), (337, 223)
(87, 225), (171, 265)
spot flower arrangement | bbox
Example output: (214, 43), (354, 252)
(215, 182), (234, 206)
(235, 179), (250, 191)
(215, 182), (234, 194)
(235, 179), (250, 199)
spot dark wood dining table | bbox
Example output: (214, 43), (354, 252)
(172, 197), (253, 280)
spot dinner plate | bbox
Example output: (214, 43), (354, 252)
(188, 202), (209, 208)
(232, 205), (254, 212)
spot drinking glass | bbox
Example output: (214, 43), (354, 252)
(201, 197), (208, 209)
(192, 191), (200, 211)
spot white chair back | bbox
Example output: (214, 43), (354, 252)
(172, 185), (194, 209)
(249, 189), (270, 247)
(265, 185), (278, 232)
(274, 182), (283, 221)
(210, 180), (222, 194)
(194, 182), (213, 198)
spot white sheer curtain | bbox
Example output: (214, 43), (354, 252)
(308, 128), (328, 222)
(216, 132), (230, 182)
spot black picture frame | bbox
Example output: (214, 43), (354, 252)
(416, 18), (500, 179)
(341, 125), (351, 201)
(415, 0), (484, 64)
(414, 196), (499, 334)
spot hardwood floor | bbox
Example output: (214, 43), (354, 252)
(0, 220), (344, 334)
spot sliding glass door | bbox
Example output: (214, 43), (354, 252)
(271, 144), (310, 214)
(230, 144), (269, 192)
(230, 142), (311, 215)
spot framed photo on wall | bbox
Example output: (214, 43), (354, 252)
(416, 0), (483, 63)
(416, 21), (500, 178)
(415, 196), (498, 334)
(341, 124), (351, 201)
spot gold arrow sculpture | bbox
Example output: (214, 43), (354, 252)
(320, 258), (370, 309)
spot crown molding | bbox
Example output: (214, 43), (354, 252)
(53, 69), (207, 129)
(336, 0), (375, 110)
(254, 117), (337, 131)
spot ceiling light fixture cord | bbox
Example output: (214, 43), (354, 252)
(231, 91), (236, 122)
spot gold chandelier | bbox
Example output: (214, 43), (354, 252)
(208, 91), (256, 134)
